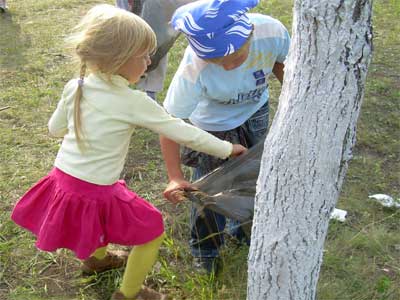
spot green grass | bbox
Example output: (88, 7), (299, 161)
(1, 0), (399, 299)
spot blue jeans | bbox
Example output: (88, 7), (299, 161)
(189, 102), (269, 258)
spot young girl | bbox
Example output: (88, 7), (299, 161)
(11, 4), (246, 300)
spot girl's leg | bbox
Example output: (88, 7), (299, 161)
(119, 233), (165, 298)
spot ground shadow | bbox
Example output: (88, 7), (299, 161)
(0, 10), (30, 72)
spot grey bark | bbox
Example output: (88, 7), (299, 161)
(247, 1), (373, 299)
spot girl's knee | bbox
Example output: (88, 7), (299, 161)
(147, 232), (165, 248)
(152, 232), (165, 246)
(134, 232), (165, 252)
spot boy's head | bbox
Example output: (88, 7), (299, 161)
(66, 4), (156, 75)
(171, 0), (259, 68)
(204, 33), (252, 70)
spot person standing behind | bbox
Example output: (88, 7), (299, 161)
(115, 0), (169, 100)
(0, 0), (8, 13)
(11, 4), (246, 300)
(160, 0), (290, 274)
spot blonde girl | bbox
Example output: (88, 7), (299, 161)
(11, 4), (246, 300)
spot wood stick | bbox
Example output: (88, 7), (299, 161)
(0, 106), (11, 112)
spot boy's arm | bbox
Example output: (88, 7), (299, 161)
(159, 135), (195, 203)
(272, 21), (290, 85)
(272, 61), (285, 84)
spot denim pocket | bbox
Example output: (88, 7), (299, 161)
(246, 102), (269, 141)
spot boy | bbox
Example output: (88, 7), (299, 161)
(160, 0), (290, 273)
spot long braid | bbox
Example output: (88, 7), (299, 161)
(74, 62), (86, 150)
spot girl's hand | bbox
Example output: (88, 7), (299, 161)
(230, 144), (248, 157)
(163, 178), (197, 204)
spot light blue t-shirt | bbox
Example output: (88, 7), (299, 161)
(164, 14), (290, 131)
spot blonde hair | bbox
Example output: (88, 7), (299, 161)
(65, 4), (156, 148)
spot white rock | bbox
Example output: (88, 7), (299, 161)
(368, 194), (400, 208)
(330, 208), (347, 222)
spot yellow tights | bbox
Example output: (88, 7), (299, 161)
(121, 233), (165, 297)
(92, 233), (165, 298)
(92, 246), (107, 259)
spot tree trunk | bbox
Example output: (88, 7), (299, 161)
(247, 1), (373, 299)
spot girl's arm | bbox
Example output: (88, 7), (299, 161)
(48, 98), (68, 137)
(132, 95), (234, 159)
(130, 94), (246, 202)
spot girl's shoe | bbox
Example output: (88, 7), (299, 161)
(111, 286), (167, 300)
(81, 250), (129, 274)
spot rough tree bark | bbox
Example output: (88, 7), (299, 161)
(247, 1), (373, 299)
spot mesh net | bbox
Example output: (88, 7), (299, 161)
(185, 140), (265, 235)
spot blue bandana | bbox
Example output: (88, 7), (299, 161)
(171, 0), (259, 59)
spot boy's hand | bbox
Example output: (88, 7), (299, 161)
(230, 144), (248, 157)
(163, 178), (197, 204)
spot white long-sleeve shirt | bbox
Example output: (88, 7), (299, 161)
(49, 73), (232, 185)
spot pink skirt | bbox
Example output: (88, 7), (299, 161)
(11, 168), (164, 259)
